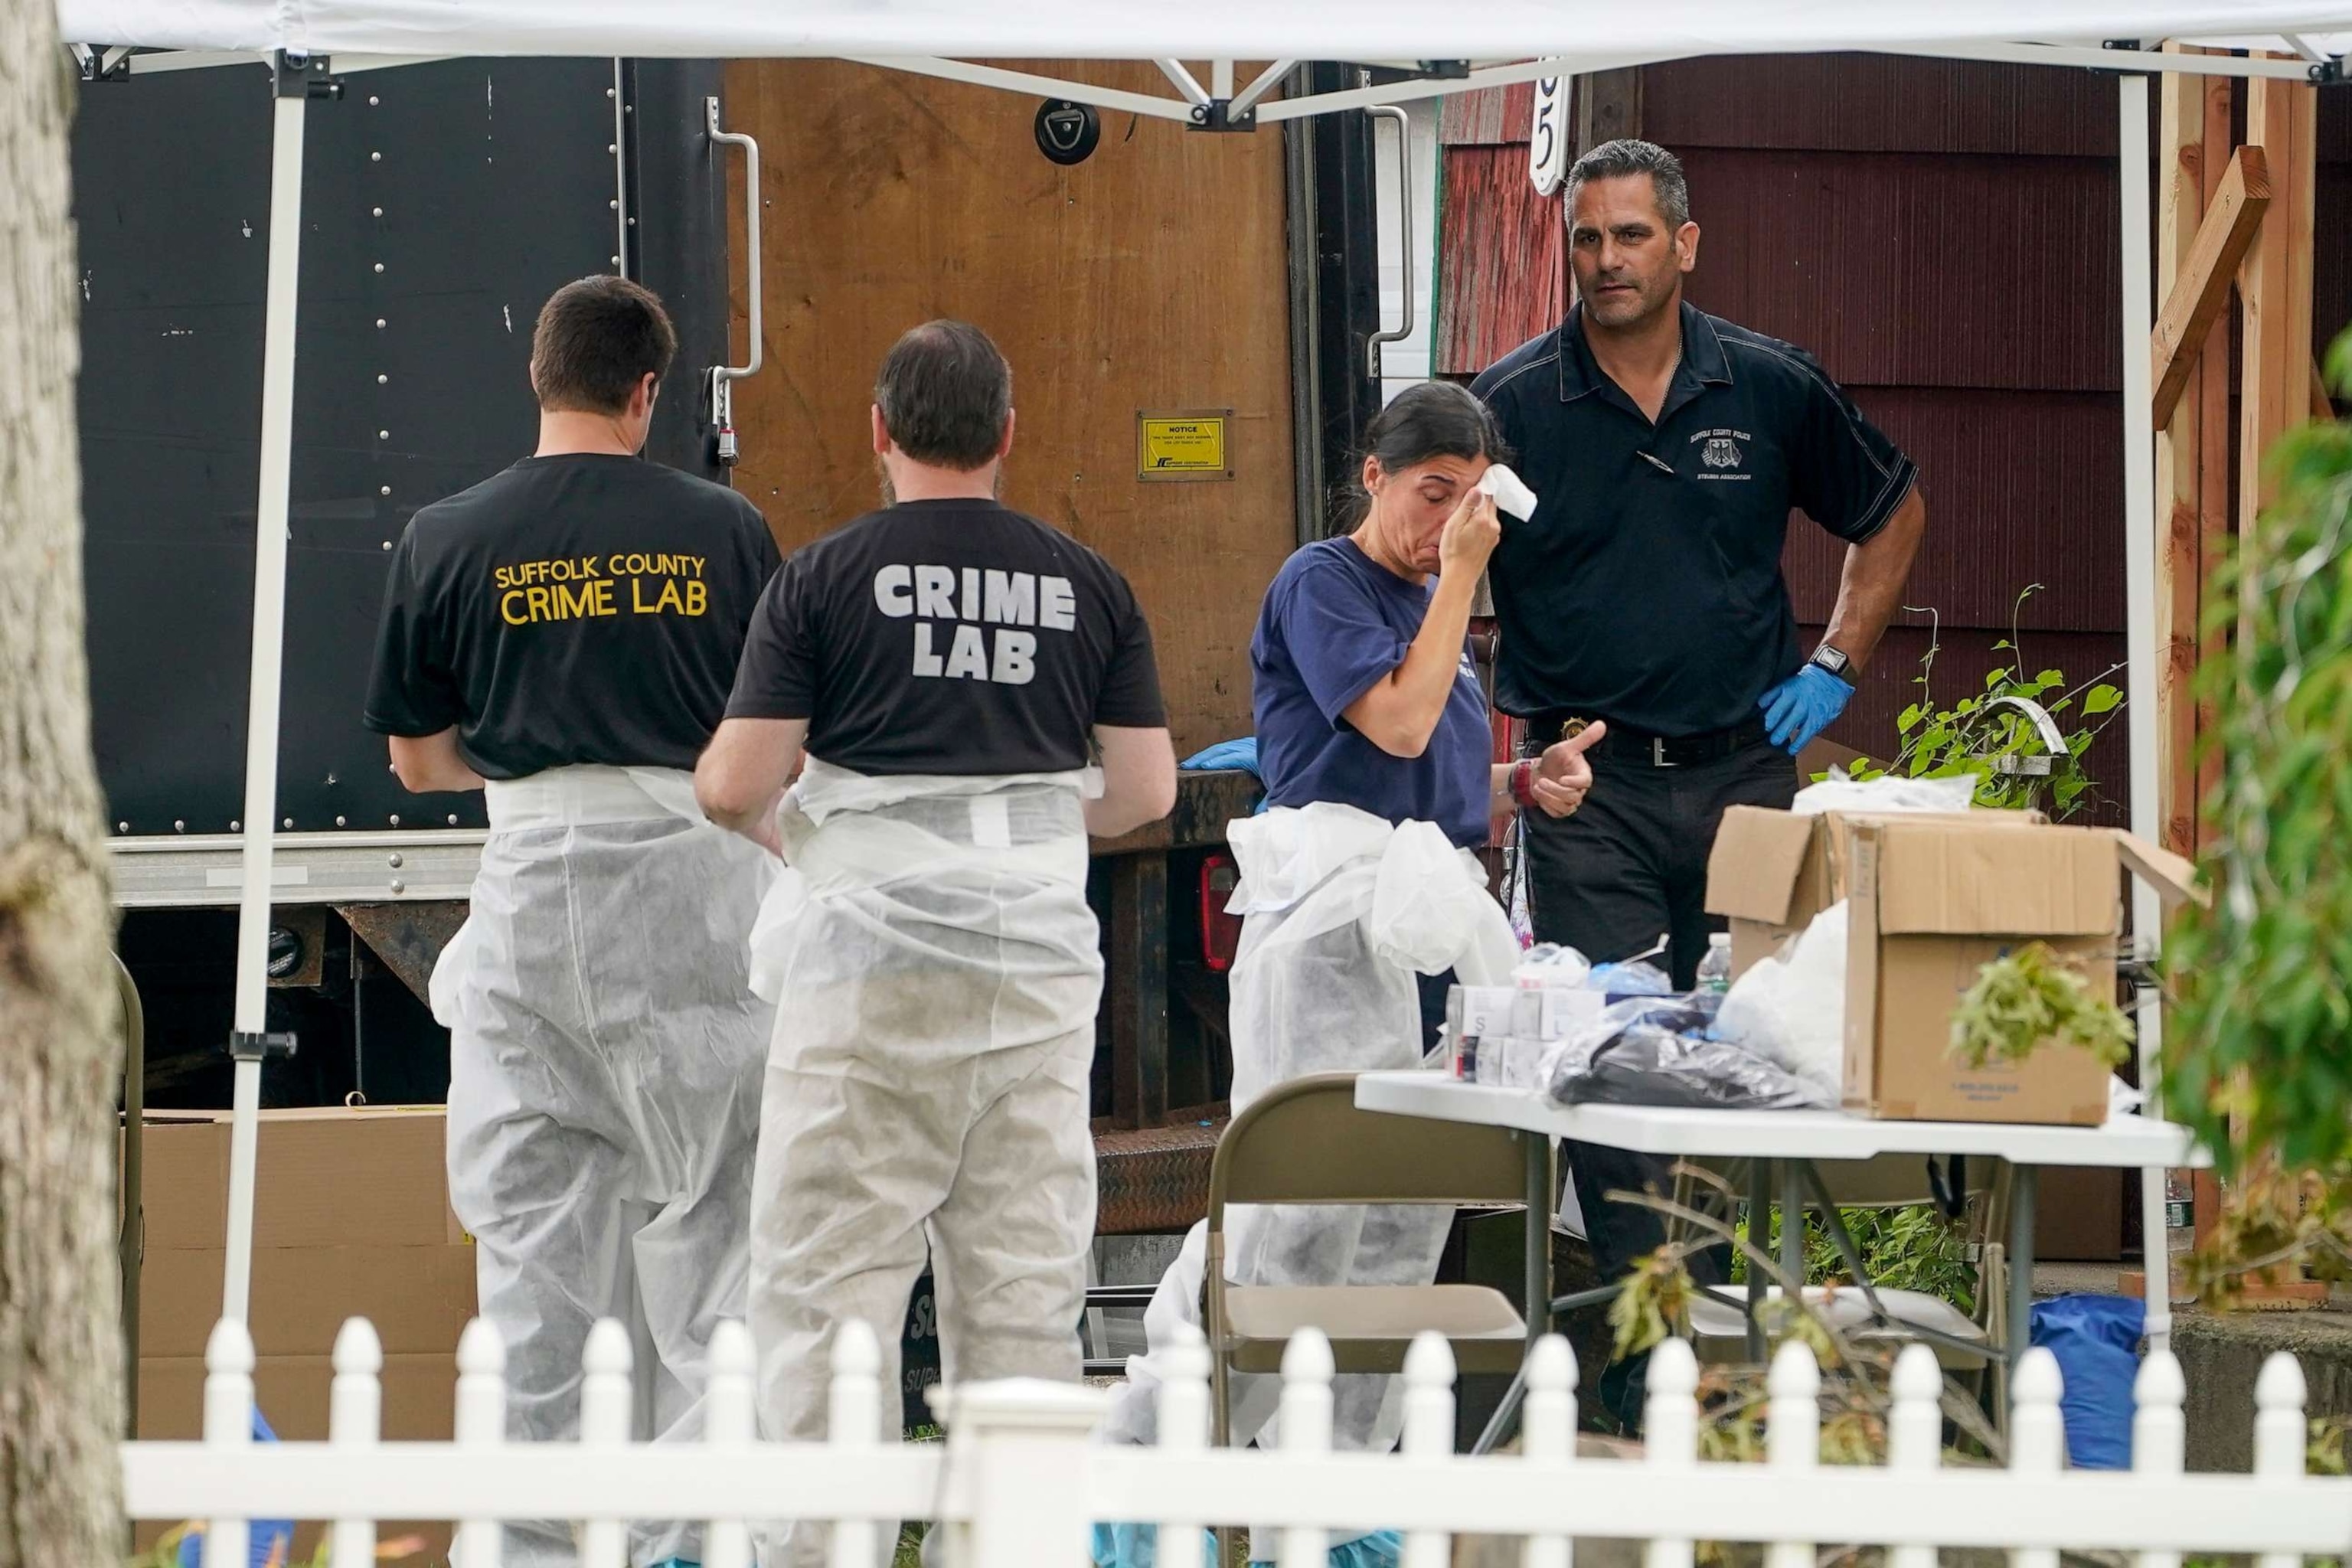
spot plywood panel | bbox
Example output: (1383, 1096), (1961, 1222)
(721, 60), (1295, 756)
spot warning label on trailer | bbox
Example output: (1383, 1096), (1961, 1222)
(1137, 412), (1231, 481)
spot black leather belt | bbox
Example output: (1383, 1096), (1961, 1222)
(1523, 714), (1772, 769)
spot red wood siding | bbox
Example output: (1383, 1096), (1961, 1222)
(1440, 81), (1538, 147)
(1435, 62), (2349, 823)
(1676, 149), (2124, 393)
(1642, 55), (2118, 156)
(1434, 144), (1563, 375)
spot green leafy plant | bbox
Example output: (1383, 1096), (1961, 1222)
(1727, 1204), (1978, 1315)
(2166, 332), (2352, 1250)
(2312, 1416), (2352, 1476)
(1608, 1168), (2005, 1478)
(1834, 588), (2125, 821)
(1948, 940), (2134, 1070)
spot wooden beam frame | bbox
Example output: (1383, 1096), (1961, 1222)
(2191, 66), (2232, 859)
(2154, 53), (2211, 858)
(2239, 74), (2319, 651)
(2150, 144), (2270, 430)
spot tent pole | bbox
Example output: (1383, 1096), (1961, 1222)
(2118, 69), (2171, 1353)
(220, 66), (311, 1331)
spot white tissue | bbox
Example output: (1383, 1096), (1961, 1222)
(1477, 462), (1540, 521)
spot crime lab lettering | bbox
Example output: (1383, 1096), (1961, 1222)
(871, 564), (1076, 687)
(493, 553), (708, 626)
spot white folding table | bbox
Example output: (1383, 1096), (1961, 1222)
(1352, 1073), (2207, 1446)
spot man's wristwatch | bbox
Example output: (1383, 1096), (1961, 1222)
(1808, 644), (1856, 684)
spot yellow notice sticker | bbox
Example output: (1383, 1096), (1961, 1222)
(1137, 411), (1231, 481)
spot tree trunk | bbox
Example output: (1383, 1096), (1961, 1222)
(0, 5), (127, 1565)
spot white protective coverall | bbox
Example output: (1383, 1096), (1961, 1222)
(1100, 802), (1518, 1560)
(432, 765), (774, 1568)
(746, 756), (1104, 1568)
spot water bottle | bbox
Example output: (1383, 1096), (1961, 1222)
(1697, 932), (1733, 993)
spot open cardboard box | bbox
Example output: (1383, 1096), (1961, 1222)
(1706, 807), (2198, 1125)
(126, 1106), (472, 1559)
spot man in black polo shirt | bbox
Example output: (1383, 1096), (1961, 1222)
(1472, 139), (1926, 1329)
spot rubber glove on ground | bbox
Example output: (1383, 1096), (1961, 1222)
(1758, 664), (1852, 754)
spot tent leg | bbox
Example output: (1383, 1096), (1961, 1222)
(2118, 70), (2172, 1353)
(221, 72), (310, 1331)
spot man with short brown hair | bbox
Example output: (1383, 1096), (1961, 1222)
(367, 274), (781, 1568)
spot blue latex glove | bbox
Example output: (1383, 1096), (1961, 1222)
(1757, 665), (1852, 754)
(1179, 737), (1259, 777)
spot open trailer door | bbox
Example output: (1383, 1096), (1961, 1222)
(718, 59), (1305, 760)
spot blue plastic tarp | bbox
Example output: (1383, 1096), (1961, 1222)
(2029, 1292), (2147, 1469)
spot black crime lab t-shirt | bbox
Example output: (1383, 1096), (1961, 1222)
(725, 498), (1167, 776)
(364, 453), (781, 777)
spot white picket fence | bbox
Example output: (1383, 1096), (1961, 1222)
(122, 1315), (2352, 1568)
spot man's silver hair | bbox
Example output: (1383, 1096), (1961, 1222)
(1565, 139), (1690, 230)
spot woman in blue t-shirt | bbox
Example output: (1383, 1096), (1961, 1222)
(1095, 387), (1609, 1568)
(1256, 379), (1604, 845)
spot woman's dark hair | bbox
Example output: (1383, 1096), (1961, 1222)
(1333, 380), (1510, 532)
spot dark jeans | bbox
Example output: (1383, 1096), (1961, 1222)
(1519, 736), (1798, 1276)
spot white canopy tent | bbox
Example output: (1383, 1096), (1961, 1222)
(55, 0), (2351, 1360)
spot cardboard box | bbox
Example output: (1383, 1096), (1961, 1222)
(137, 1105), (469, 1253)
(131, 1105), (476, 1365)
(137, 1244), (480, 1359)
(126, 1107), (483, 1562)
(136, 1349), (458, 1441)
(1709, 808), (2044, 978)
(1707, 808), (2195, 1125)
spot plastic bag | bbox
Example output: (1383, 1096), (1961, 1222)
(1548, 1001), (1828, 1111)
(1367, 818), (1521, 985)
(2108, 1075), (2144, 1118)
(2030, 1294), (2148, 1468)
(1588, 959), (1674, 998)
(1791, 773), (1977, 816)
(1713, 900), (1847, 1102)
(1512, 942), (1592, 989)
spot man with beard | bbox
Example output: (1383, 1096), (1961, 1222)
(1472, 139), (1927, 1419)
